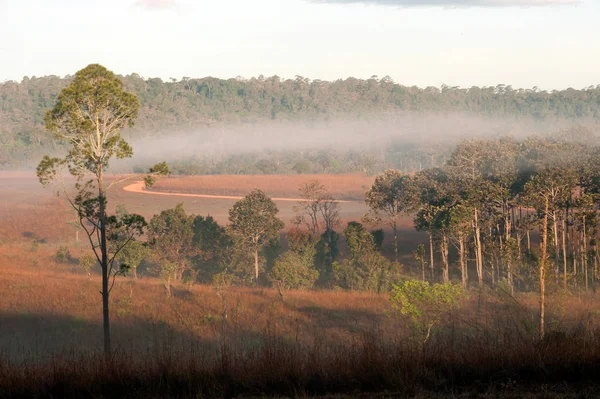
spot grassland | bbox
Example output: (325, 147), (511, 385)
(150, 173), (376, 200)
(2, 172), (600, 397)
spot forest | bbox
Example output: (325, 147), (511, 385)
(2, 73), (600, 171)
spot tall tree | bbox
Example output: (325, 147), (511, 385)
(148, 203), (197, 297)
(366, 170), (417, 262)
(228, 189), (284, 281)
(524, 168), (577, 339)
(36, 64), (165, 357)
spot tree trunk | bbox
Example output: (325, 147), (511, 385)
(583, 216), (588, 291)
(429, 232), (435, 281)
(539, 197), (549, 340)
(562, 213), (567, 289)
(474, 209), (483, 287)
(133, 267), (138, 280)
(393, 218), (398, 263)
(441, 233), (449, 284)
(254, 249), (259, 281)
(459, 232), (467, 289)
(98, 170), (111, 358)
(165, 274), (172, 298)
(553, 210), (559, 278)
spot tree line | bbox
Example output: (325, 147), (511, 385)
(3, 71), (600, 168)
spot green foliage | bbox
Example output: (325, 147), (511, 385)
(148, 203), (196, 283)
(332, 222), (401, 292)
(116, 241), (150, 278)
(390, 280), (465, 343)
(228, 189), (284, 280)
(55, 246), (75, 264)
(270, 252), (319, 290)
(228, 189), (284, 250)
(79, 254), (97, 277)
(144, 162), (171, 188)
(192, 215), (231, 282)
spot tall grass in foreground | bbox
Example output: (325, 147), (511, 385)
(2, 296), (600, 398)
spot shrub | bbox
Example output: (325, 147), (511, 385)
(270, 251), (319, 290)
(390, 280), (465, 344)
(79, 254), (97, 279)
(55, 246), (75, 264)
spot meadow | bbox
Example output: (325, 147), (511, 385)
(2, 172), (600, 398)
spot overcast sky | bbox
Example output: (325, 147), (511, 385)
(0, 0), (596, 89)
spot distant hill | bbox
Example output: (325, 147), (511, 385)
(1, 74), (599, 169)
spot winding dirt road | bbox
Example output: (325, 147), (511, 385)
(123, 181), (356, 203)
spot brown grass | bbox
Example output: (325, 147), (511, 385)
(4, 172), (600, 396)
(3, 249), (600, 397)
(150, 173), (375, 200)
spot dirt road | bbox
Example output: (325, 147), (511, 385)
(122, 181), (356, 203)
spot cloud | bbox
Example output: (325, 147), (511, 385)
(311, 0), (580, 7)
(133, 0), (178, 9)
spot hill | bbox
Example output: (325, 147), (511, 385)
(1, 74), (600, 169)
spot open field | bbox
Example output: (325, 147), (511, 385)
(0, 172), (423, 263)
(149, 173), (376, 200)
(4, 171), (598, 397)
(2, 246), (600, 397)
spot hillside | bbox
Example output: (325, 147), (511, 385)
(1, 74), (600, 169)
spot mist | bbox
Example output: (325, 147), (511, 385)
(118, 112), (573, 171)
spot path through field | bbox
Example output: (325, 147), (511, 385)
(123, 181), (357, 203)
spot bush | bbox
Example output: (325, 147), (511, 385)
(390, 280), (465, 344)
(79, 254), (97, 278)
(55, 246), (75, 264)
(270, 252), (319, 290)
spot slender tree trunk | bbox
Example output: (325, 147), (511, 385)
(527, 231), (531, 252)
(165, 274), (172, 298)
(429, 232), (434, 281)
(583, 216), (588, 291)
(441, 233), (449, 284)
(393, 218), (398, 263)
(133, 267), (138, 280)
(474, 209), (483, 287)
(562, 213), (568, 289)
(539, 197), (549, 340)
(459, 232), (467, 289)
(254, 249), (259, 281)
(553, 210), (560, 278)
(98, 169), (111, 358)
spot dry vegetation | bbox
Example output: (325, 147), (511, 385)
(2, 252), (600, 397)
(150, 173), (375, 200)
(3, 172), (600, 397)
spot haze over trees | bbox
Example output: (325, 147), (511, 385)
(2, 73), (600, 171)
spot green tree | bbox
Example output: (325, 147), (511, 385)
(192, 215), (231, 282)
(148, 203), (197, 297)
(524, 168), (578, 339)
(366, 170), (417, 262)
(333, 222), (400, 292)
(117, 240), (150, 279)
(79, 253), (97, 279)
(36, 64), (162, 357)
(270, 251), (319, 290)
(390, 280), (464, 345)
(228, 189), (284, 281)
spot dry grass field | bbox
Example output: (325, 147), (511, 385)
(3, 172), (600, 397)
(150, 173), (376, 200)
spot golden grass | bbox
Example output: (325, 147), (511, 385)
(150, 173), (376, 200)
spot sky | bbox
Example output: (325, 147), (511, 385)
(0, 0), (597, 90)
